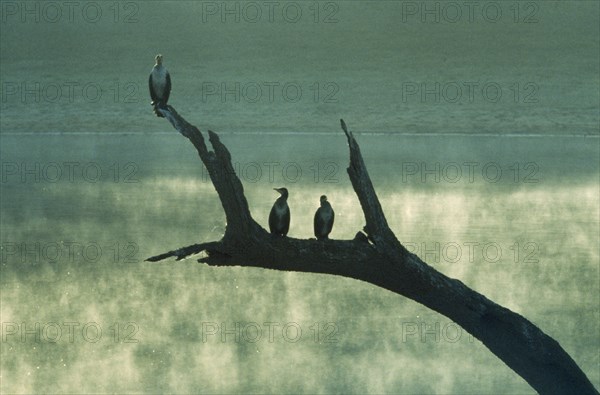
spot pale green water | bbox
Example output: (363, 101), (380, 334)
(1, 1), (599, 393)
(1, 133), (598, 393)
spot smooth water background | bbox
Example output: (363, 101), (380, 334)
(1, 1), (598, 394)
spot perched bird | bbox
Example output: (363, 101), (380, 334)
(314, 195), (334, 240)
(269, 187), (290, 236)
(148, 54), (171, 117)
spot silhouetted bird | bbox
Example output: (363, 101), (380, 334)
(149, 54), (171, 117)
(314, 195), (334, 240)
(269, 187), (290, 236)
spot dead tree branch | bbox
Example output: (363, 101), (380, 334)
(147, 106), (598, 395)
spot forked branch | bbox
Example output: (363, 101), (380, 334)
(147, 106), (598, 395)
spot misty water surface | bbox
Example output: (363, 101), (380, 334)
(1, 1), (598, 394)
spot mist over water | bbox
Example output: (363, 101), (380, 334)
(1, 1), (599, 394)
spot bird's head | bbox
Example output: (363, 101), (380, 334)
(155, 54), (163, 65)
(274, 187), (288, 198)
(320, 195), (328, 205)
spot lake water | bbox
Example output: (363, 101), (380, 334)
(1, 1), (598, 394)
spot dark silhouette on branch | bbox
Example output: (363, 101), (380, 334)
(147, 106), (598, 395)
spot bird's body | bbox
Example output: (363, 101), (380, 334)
(149, 54), (171, 117)
(314, 195), (334, 240)
(269, 188), (290, 236)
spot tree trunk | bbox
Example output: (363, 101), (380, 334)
(147, 106), (598, 395)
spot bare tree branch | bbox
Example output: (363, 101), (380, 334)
(148, 106), (598, 395)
